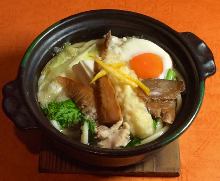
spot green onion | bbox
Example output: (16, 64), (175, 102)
(166, 69), (176, 80)
(126, 137), (141, 147)
(81, 121), (89, 144)
(153, 119), (157, 130)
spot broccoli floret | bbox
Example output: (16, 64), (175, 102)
(43, 99), (82, 128)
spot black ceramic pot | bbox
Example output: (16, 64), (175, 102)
(2, 10), (216, 167)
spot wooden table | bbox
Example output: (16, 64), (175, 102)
(0, 0), (219, 180)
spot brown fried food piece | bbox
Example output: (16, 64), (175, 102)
(94, 31), (122, 126)
(57, 76), (97, 120)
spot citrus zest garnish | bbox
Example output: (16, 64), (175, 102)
(93, 58), (150, 95)
(90, 70), (107, 84)
(116, 69), (150, 95)
(90, 62), (126, 84)
(94, 59), (137, 87)
(95, 59), (150, 95)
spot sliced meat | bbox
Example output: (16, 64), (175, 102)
(137, 79), (185, 124)
(146, 99), (176, 124)
(101, 30), (111, 59)
(57, 76), (97, 120)
(94, 31), (122, 126)
(97, 121), (130, 148)
(142, 79), (185, 100)
(161, 100), (176, 124)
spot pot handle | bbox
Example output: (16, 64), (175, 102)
(180, 32), (216, 79)
(2, 80), (39, 129)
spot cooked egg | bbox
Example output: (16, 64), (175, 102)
(129, 53), (163, 78)
(106, 37), (173, 79)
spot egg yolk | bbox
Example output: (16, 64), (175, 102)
(129, 53), (163, 79)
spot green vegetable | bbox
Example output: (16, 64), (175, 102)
(166, 69), (176, 80)
(153, 119), (157, 130)
(126, 137), (142, 147)
(43, 99), (97, 144)
(81, 121), (89, 144)
(43, 100), (82, 128)
(85, 117), (97, 143)
(84, 117), (96, 135)
(80, 117), (97, 144)
(153, 118), (162, 132)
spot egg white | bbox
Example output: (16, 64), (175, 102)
(106, 36), (173, 79)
